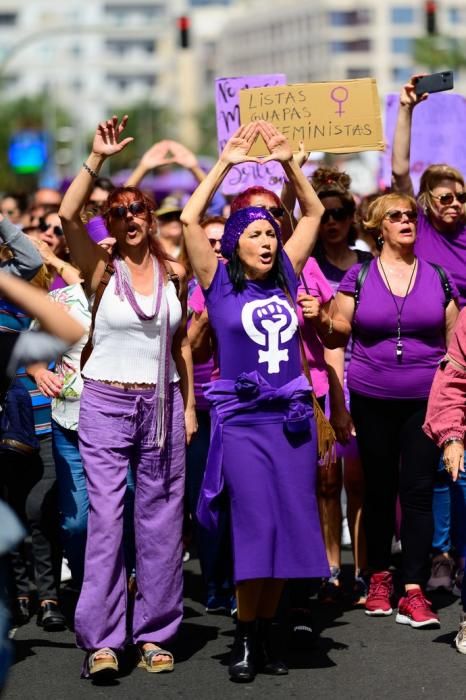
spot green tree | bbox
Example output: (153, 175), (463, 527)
(101, 101), (176, 175)
(413, 36), (466, 72)
(195, 101), (218, 157)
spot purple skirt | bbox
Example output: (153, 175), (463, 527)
(221, 410), (329, 582)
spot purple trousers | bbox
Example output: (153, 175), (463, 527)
(75, 380), (185, 651)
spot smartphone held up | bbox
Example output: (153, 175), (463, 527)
(414, 71), (454, 96)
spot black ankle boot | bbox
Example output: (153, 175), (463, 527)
(256, 618), (288, 675)
(228, 620), (257, 683)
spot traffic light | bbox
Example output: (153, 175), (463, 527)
(177, 16), (190, 49)
(425, 1), (437, 35)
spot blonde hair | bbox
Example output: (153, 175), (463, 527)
(363, 193), (417, 235)
(30, 264), (52, 290)
(418, 164), (465, 216)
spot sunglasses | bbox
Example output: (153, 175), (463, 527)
(384, 209), (418, 223)
(321, 207), (349, 224)
(258, 205), (285, 219)
(108, 201), (147, 218)
(431, 192), (466, 206)
(38, 218), (63, 235)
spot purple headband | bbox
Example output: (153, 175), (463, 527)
(86, 216), (109, 244)
(221, 206), (282, 259)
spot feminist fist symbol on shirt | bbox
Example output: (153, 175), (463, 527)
(241, 296), (297, 374)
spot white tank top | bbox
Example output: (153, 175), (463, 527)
(83, 275), (182, 384)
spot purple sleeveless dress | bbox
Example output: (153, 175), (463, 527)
(203, 253), (329, 582)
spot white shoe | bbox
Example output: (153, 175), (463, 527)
(455, 614), (466, 654)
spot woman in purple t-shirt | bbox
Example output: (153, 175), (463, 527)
(392, 73), (466, 595)
(336, 192), (459, 630)
(182, 120), (350, 683)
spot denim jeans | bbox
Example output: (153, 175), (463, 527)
(432, 456), (466, 558)
(52, 420), (135, 588)
(185, 410), (232, 596)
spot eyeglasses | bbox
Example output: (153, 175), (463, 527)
(321, 207), (349, 224)
(384, 209), (418, 223)
(430, 192), (466, 206)
(108, 201), (147, 218)
(1, 209), (17, 216)
(258, 205), (285, 219)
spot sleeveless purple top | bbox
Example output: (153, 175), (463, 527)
(203, 251), (301, 388)
(339, 258), (458, 400)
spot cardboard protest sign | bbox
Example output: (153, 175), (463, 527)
(215, 74), (286, 194)
(239, 78), (384, 155)
(380, 92), (466, 193)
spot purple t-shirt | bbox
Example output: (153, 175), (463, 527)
(339, 258), (458, 400)
(415, 208), (466, 308)
(297, 257), (334, 398)
(188, 280), (214, 411)
(204, 251), (301, 387)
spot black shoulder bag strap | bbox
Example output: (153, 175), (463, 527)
(354, 260), (371, 309)
(430, 263), (452, 307)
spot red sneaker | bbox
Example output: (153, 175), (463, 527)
(365, 571), (393, 616)
(396, 589), (440, 629)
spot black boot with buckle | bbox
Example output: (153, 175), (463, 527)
(256, 618), (288, 675)
(228, 619), (257, 683)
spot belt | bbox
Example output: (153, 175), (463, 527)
(0, 438), (37, 455)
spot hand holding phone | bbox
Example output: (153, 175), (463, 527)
(414, 71), (454, 96)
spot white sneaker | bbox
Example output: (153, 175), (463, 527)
(455, 614), (466, 654)
(426, 556), (455, 592)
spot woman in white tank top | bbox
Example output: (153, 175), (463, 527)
(58, 115), (196, 680)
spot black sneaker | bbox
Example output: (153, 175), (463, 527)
(289, 608), (313, 648)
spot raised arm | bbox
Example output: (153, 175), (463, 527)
(168, 141), (206, 184)
(255, 122), (324, 274)
(391, 74), (428, 196)
(0, 215), (42, 279)
(181, 123), (259, 289)
(124, 139), (175, 187)
(59, 115), (133, 293)
(279, 141), (309, 243)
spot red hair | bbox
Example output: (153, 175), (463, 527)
(230, 186), (280, 213)
(104, 186), (169, 264)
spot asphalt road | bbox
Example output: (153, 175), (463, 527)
(4, 552), (466, 700)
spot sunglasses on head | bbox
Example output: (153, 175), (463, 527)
(431, 191), (466, 206)
(258, 205), (285, 219)
(321, 207), (349, 224)
(384, 209), (418, 223)
(109, 201), (147, 218)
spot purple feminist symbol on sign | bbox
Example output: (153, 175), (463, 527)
(330, 86), (349, 117)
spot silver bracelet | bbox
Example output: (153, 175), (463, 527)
(82, 161), (98, 179)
